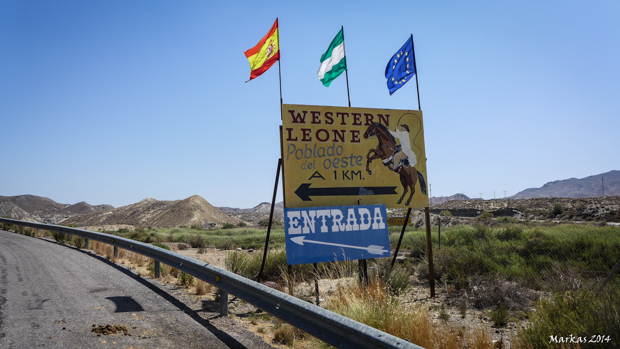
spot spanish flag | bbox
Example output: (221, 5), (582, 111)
(244, 18), (280, 82)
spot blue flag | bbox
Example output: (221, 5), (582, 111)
(385, 36), (415, 95)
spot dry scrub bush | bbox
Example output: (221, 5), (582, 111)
(51, 231), (68, 244)
(178, 271), (194, 287)
(195, 280), (209, 295)
(71, 236), (85, 249)
(272, 322), (307, 346)
(466, 276), (533, 311)
(189, 235), (206, 249)
(21, 227), (36, 237)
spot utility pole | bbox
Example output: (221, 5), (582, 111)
(479, 193), (483, 199)
(602, 177), (605, 197)
(494, 190), (495, 199)
(503, 191), (507, 199)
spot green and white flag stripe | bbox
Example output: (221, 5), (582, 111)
(318, 28), (346, 87)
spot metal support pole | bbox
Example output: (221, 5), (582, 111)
(113, 246), (118, 258)
(424, 207), (435, 297)
(154, 260), (161, 279)
(438, 216), (441, 250)
(257, 158), (282, 283)
(219, 290), (229, 317)
(314, 263), (320, 305)
(391, 208), (412, 268)
(358, 259), (368, 285)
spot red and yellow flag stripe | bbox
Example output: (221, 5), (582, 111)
(244, 18), (280, 82)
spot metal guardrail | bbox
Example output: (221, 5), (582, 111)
(0, 218), (423, 349)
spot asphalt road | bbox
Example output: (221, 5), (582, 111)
(0, 229), (272, 349)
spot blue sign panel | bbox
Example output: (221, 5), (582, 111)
(285, 204), (391, 265)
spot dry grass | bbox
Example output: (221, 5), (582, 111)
(324, 278), (495, 349)
(127, 251), (147, 267)
(273, 320), (308, 346)
(90, 241), (114, 259)
(195, 280), (211, 295)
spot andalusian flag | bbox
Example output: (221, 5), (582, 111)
(318, 28), (346, 87)
(245, 19), (280, 82)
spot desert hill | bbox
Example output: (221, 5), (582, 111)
(0, 200), (36, 222)
(62, 201), (114, 215)
(0, 195), (112, 224)
(512, 170), (620, 199)
(217, 201), (284, 224)
(61, 195), (241, 229)
(430, 193), (470, 206)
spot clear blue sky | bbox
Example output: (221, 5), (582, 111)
(1, 1), (619, 208)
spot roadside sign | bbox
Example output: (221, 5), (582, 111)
(388, 216), (411, 226)
(282, 104), (429, 209)
(285, 204), (391, 265)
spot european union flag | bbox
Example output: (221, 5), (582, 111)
(385, 36), (415, 95)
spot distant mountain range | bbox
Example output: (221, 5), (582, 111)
(2, 170), (617, 228)
(0, 194), (269, 229)
(59, 195), (242, 229)
(0, 195), (113, 224)
(511, 170), (619, 199)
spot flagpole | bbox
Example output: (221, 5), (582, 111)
(411, 34), (421, 111)
(278, 60), (283, 106)
(278, 18), (283, 107)
(411, 34), (434, 297)
(342, 26), (351, 107)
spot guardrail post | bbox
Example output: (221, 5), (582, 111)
(154, 260), (161, 278)
(114, 246), (118, 258)
(19, 225), (23, 234)
(84, 238), (89, 249)
(219, 290), (228, 317)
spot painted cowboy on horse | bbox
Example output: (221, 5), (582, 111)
(363, 122), (427, 205)
(388, 124), (417, 171)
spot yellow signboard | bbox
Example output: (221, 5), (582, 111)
(388, 217), (412, 226)
(282, 104), (429, 209)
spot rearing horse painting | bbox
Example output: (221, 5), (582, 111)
(363, 122), (427, 205)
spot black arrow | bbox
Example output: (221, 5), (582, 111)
(295, 183), (398, 201)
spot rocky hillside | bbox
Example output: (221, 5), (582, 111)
(61, 195), (241, 229)
(430, 196), (620, 223)
(218, 202), (284, 224)
(430, 193), (470, 206)
(0, 195), (113, 224)
(512, 170), (620, 199)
